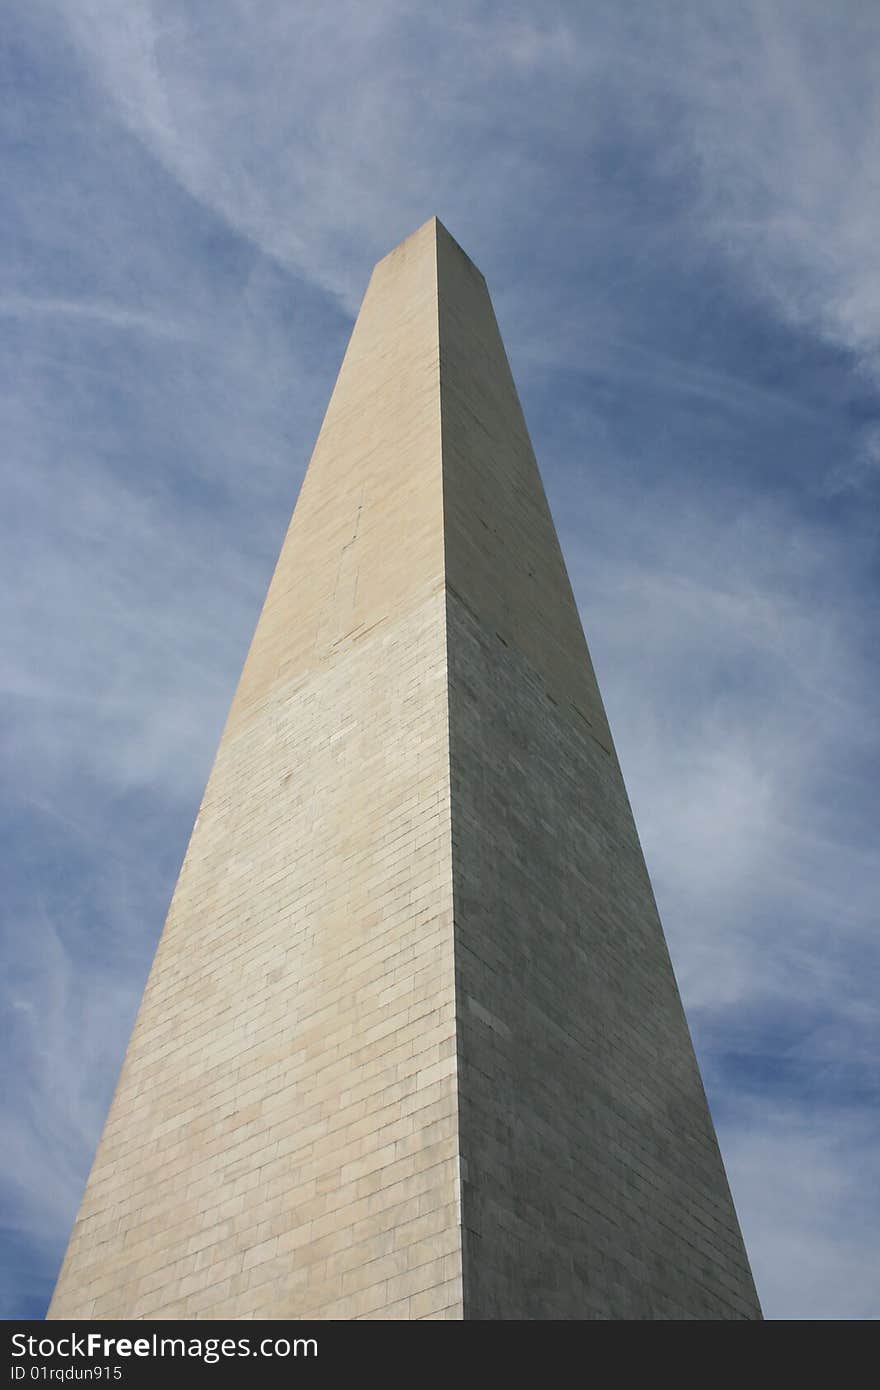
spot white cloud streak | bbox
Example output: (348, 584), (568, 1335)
(0, 294), (190, 338)
(54, 1), (880, 373)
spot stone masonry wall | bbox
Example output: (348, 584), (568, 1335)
(49, 222), (463, 1321)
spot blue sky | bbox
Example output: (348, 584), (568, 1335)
(2, 0), (878, 1321)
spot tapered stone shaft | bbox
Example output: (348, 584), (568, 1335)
(49, 218), (760, 1320)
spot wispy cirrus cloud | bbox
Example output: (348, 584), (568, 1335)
(0, 293), (190, 338)
(55, 1), (880, 375)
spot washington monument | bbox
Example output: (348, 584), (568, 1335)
(49, 218), (761, 1320)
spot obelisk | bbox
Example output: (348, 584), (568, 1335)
(48, 218), (761, 1320)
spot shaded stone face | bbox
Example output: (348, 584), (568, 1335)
(49, 219), (761, 1320)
